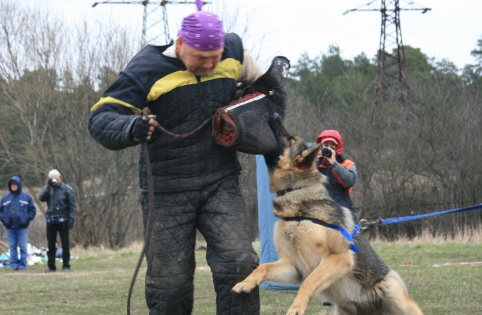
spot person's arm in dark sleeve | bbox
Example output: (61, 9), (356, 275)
(88, 61), (154, 151)
(88, 103), (141, 150)
(66, 186), (76, 228)
(331, 162), (357, 189)
(67, 187), (76, 222)
(38, 186), (49, 202)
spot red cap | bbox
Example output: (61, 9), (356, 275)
(316, 130), (344, 155)
(319, 136), (338, 145)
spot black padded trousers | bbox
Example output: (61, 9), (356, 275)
(141, 176), (260, 315)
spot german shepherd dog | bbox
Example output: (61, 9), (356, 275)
(232, 116), (423, 315)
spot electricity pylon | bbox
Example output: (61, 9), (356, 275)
(92, 0), (212, 46)
(344, 0), (430, 105)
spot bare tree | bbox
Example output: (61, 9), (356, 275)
(0, 1), (143, 247)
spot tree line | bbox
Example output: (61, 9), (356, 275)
(0, 1), (481, 248)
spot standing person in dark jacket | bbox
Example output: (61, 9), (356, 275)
(38, 169), (76, 272)
(0, 176), (36, 270)
(88, 10), (266, 315)
(316, 129), (357, 210)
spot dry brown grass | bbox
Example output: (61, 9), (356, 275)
(370, 228), (482, 244)
(67, 229), (482, 259)
(70, 241), (145, 257)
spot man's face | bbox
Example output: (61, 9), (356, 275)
(9, 182), (18, 192)
(176, 37), (223, 77)
(322, 140), (337, 150)
(52, 177), (61, 186)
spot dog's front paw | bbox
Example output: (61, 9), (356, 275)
(232, 281), (257, 294)
(286, 304), (306, 315)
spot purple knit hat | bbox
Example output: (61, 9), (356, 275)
(178, 11), (224, 50)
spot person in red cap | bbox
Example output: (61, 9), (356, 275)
(316, 129), (357, 210)
(88, 9), (264, 315)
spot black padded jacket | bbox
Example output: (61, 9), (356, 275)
(38, 182), (76, 221)
(88, 34), (245, 192)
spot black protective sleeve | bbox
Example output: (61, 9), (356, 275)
(88, 103), (139, 150)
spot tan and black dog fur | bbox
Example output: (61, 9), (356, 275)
(232, 120), (423, 315)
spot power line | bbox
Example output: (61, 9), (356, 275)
(344, 0), (431, 105)
(92, 0), (212, 45)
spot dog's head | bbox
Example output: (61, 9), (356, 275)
(264, 114), (323, 193)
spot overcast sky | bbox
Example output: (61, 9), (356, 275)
(26, 0), (482, 70)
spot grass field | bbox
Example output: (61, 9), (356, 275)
(0, 241), (481, 315)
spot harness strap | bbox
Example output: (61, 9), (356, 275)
(284, 216), (358, 253)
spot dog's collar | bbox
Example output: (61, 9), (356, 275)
(283, 216), (358, 253)
(276, 187), (300, 197)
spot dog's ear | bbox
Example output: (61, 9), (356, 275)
(295, 143), (322, 170)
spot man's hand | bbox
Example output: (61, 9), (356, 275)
(318, 147), (336, 165)
(68, 218), (75, 229)
(131, 115), (157, 143)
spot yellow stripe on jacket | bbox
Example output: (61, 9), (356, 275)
(91, 58), (242, 113)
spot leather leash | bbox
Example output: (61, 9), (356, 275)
(152, 114), (212, 139)
(126, 108), (158, 315)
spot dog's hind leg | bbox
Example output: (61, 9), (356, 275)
(384, 285), (424, 315)
(286, 251), (354, 315)
(231, 259), (302, 293)
(382, 271), (424, 315)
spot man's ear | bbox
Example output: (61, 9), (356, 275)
(175, 36), (183, 55)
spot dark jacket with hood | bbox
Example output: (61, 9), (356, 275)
(88, 33), (247, 193)
(316, 130), (357, 210)
(0, 176), (36, 229)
